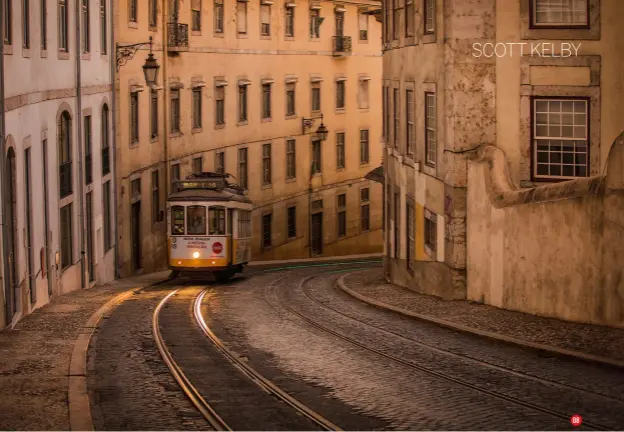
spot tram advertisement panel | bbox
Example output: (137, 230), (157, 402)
(234, 239), (252, 264)
(170, 236), (227, 259)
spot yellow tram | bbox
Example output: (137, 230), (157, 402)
(166, 172), (252, 281)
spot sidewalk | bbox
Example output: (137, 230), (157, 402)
(338, 268), (624, 369)
(0, 270), (170, 431)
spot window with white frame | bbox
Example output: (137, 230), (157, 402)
(192, 0), (201, 30)
(532, 0), (588, 27)
(59, 0), (68, 51)
(309, 9), (321, 38)
(260, 3), (271, 36)
(424, 0), (435, 34)
(336, 80), (345, 109)
(533, 98), (589, 179)
(286, 83), (296, 116)
(23, 0), (30, 48)
(214, 0), (224, 32)
(425, 92), (436, 166)
(192, 88), (202, 129)
(360, 129), (369, 164)
(238, 83), (248, 122)
(130, 92), (139, 143)
(4, 0), (12, 45)
(336, 132), (345, 169)
(100, 0), (107, 53)
(286, 139), (296, 179)
(170, 89), (181, 132)
(149, 0), (157, 27)
(424, 209), (437, 256)
(311, 82), (321, 112)
(215, 85), (225, 125)
(285, 6), (295, 37)
(81, 0), (89, 52)
(129, 0), (137, 22)
(41, 0), (47, 49)
(238, 147), (248, 188)
(262, 83), (272, 119)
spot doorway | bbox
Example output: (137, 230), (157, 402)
(4, 148), (18, 324)
(131, 201), (141, 271)
(311, 212), (323, 256)
(86, 192), (94, 282)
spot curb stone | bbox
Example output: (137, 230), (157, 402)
(68, 277), (172, 431)
(336, 273), (624, 371)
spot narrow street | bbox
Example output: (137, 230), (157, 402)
(85, 260), (624, 431)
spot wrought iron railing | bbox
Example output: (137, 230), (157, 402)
(102, 146), (110, 176)
(59, 162), (73, 198)
(167, 22), (189, 49)
(332, 36), (352, 54)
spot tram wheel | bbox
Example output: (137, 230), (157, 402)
(169, 270), (180, 279)
(213, 270), (233, 283)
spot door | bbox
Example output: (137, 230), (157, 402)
(311, 212), (323, 256)
(86, 192), (94, 282)
(4, 149), (18, 324)
(131, 201), (141, 270)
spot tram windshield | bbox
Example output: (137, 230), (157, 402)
(209, 207), (226, 235)
(187, 206), (207, 235)
(171, 206), (185, 235)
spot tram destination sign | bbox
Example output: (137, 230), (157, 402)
(178, 177), (226, 190)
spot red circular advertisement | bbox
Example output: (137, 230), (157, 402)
(212, 242), (223, 254)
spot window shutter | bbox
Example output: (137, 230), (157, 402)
(192, 0), (201, 10)
(359, 12), (367, 29)
(261, 5), (269, 23)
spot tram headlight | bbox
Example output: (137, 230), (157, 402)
(192, 251), (200, 259)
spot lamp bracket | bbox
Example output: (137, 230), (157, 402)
(302, 114), (324, 134)
(116, 37), (153, 71)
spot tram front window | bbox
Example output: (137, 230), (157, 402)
(209, 207), (226, 235)
(187, 206), (207, 235)
(171, 206), (185, 235)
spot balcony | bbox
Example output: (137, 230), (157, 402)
(332, 36), (352, 57)
(167, 22), (189, 52)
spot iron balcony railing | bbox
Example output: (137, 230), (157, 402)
(332, 36), (352, 54)
(167, 22), (189, 49)
(59, 162), (73, 198)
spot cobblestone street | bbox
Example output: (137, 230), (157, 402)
(2, 260), (624, 430)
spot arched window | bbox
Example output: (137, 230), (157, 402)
(58, 110), (73, 198)
(101, 104), (110, 175)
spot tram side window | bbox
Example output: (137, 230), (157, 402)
(187, 206), (207, 235)
(238, 210), (252, 238)
(172, 206), (185, 235)
(209, 207), (226, 235)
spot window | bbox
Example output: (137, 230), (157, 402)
(23, 0), (30, 48)
(103, 180), (112, 250)
(59, 0), (68, 51)
(285, 6), (294, 37)
(393, 89), (399, 148)
(358, 79), (369, 109)
(260, 4), (271, 36)
(238, 210), (251, 237)
(384, 0), (391, 43)
(214, 0), (223, 32)
(286, 83), (296, 116)
(84, 115), (92, 185)
(262, 143), (271, 184)
(192, 0), (201, 31)
(130, 92), (139, 143)
(238, 148), (248, 188)
(311, 139), (321, 174)
(383, 86), (389, 142)
(424, 209), (437, 256)
(215, 86), (225, 125)
(337, 193), (346, 237)
(187, 206), (207, 235)
(287, 206), (296, 238)
(311, 83), (321, 112)
(309, 9), (321, 38)
(533, 98), (589, 179)
(100, 0), (107, 53)
(394, 192), (400, 257)
(405, 0), (414, 36)
(262, 83), (272, 119)
(192, 157), (203, 173)
(192, 88), (202, 129)
(129, 0), (137, 22)
(532, 0), (588, 27)
(262, 214), (272, 247)
(359, 11), (368, 40)
(286, 139), (296, 179)
(41, 0), (47, 49)
(171, 206), (185, 235)
(425, 92), (436, 166)
(207, 207), (224, 235)
(149, 0), (157, 27)
(407, 204), (415, 268)
(392, 0), (400, 39)
(101, 105), (110, 175)
(3, 0), (11, 44)
(360, 130), (369, 164)
(236, 0), (247, 34)
(152, 171), (160, 222)
(171, 89), (181, 132)
(336, 132), (345, 169)
(336, 80), (345, 109)
(58, 111), (72, 198)
(60, 204), (73, 269)
(131, 178), (141, 200)
(361, 188), (370, 231)
(171, 163), (180, 192)
(215, 151), (224, 174)
(406, 89), (414, 155)
(424, 0), (435, 33)
(238, 84), (248, 122)
(81, 0), (89, 52)
(150, 90), (158, 138)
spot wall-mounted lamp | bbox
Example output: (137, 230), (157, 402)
(116, 36), (160, 87)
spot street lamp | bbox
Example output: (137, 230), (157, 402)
(116, 36), (160, 87)
(302, 113), (328, 141)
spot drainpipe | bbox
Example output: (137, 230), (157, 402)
(110, 0), (119, 279)
(163, 0), (170, 195)
(75, 1), (86, 289)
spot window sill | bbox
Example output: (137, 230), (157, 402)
(285, 114), (297, 120)
(169, 131), (182, 138)
(129, 140), (140, 149)
(22, 48), (30, 58)
(285, 177), (297, 183)
(336, 167), (346, 172)
(4, 44), (13, 55)
(58, 51), (70, 60)
(237, 33), (248, 39)
(359, 162), (370, 167)
(237, 120), (248, 126)
(214, 123), (225, 130)
(423, 33), (436, 44)
(82, 52), (90, 61)
(128, 21), (138, 29)
(40, 49), (48, 58)
(311, 172), (322, 178)
(335, 108), (346, 114)
(358, 107), (370, 112)
(260, 35), (271, 40)
(191, 30), (202, 36)
(284, 36), (295, 41)
(191, 127), (202, 134)
(308, 38), (320, 42)
(214, 31), (224, 38)
(261, 117), (272, 123)
(357, 38), (369, 44)
(100, 52), (108, 58)
(150, 136), (159, 143)
(261, 183), (272, 190)
(149, 26), (157, 32)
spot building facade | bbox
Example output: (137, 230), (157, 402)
(382, 0), (624, 326)
(115, 0), (383, 276)
(0, 0), (116, 328)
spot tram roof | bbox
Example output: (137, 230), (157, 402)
(167, 187), (251, 203)
(167, 172), (251, 203)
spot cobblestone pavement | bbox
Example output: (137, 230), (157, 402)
(341, 269), (624, 363)
(0, 271), (169, 431)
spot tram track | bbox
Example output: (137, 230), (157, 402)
(272, 275), (612, 431)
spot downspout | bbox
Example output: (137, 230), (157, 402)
(110, 0), (119, 278)
(163, 0), (170, 196)
(75, 1), (86, 289)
